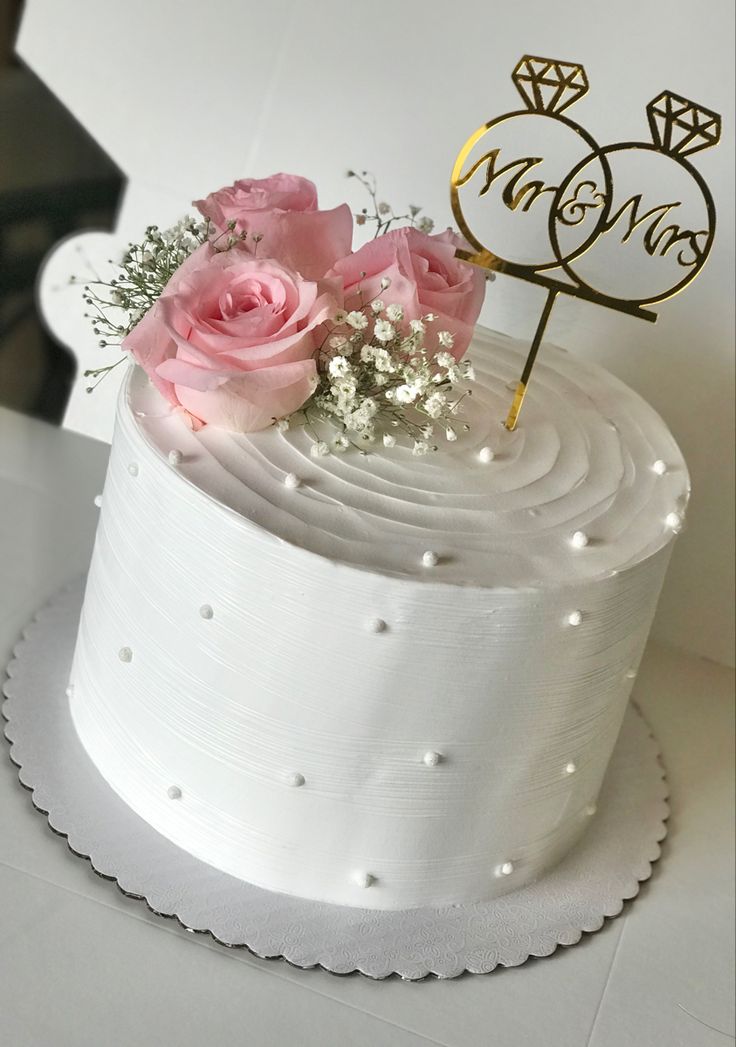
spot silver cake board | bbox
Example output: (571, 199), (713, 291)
(2, 579), (669, 980)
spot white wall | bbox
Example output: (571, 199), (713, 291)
(17, 0), (735, 666)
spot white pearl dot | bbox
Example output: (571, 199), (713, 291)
(565, 761), (577, 775)
(127, 463), (139, 477)
(283, 472), (301, 489)
(665, 511), (682, 530)
(167, 785), (182, 800)
(652, 459), (667, 475)
(286, 772), (305, 788)
(585, 803), (597, 817)
(625, 668), (637, 680)
(199, 604), (214, 620)
(496, 861), (514, 877)
(65, 684), (74, 699)
(422, 550), (439, 568)
(353, 871), (375, 888)
(168, 449), (183, 466)
(368, 617), (386, 633)
(93, 494), (103, 508)
(570, 530), (589, 549)
(423, 750), (442, 767)
(118, 646), (132, 663)
(567, 610), (583, 627)
(478, 446), (495, 463)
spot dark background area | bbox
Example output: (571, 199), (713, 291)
(0, 0), (123, 423)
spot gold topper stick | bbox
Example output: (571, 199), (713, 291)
(451, 56), (721, 430)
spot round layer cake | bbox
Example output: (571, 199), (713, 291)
(68, 327), (688, 909)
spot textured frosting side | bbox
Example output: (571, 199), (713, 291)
(69, 329), (686, 909)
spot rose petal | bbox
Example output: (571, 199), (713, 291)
(174, 358), (318, 433)
(123, 307), (178, 404)
(329, 226), (485, 360)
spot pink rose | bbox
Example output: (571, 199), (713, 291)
(123, 243), (338, 433)
(329, 228), (486, 360)
(194, 173), (353, 280)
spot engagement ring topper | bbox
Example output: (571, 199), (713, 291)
(451, 55), (721, 430)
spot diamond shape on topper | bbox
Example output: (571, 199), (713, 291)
(512, 55), (589, 114)
(647, 90), (721, 156)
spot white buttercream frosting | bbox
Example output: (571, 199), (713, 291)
(69, 327), (687, 910)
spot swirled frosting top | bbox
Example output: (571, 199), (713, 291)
(124, 327), (689, 589)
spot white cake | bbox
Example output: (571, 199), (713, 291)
(68, 327), (688, 910)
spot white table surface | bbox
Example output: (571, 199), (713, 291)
(0, 404), (733, 1047)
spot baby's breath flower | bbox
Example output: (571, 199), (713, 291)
(374, 319), (395, 343)
(407, 373), (429, 395)
(395, 383), (417, 404)
(346, 310), (369, 330)
(380, 276), (391, 290)
(435, 351), (455, 369)
(424, 391), (447, 418)
(335, 373), (357, 392)
(373, 348), (394, 372)
(333, 309), (348, 324)
(328, 355), (351, 378)
(462, 361), (475, 381)
(300, 285), (474, 456)
(276, 418), (290, 432)
(437, 330), (455, 349)
(81, 214), (211, 386)
(378, 202), (391, 215)
(417, 216), (435, 234)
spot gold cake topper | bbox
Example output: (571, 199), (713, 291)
(451, 55), (721, 429)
